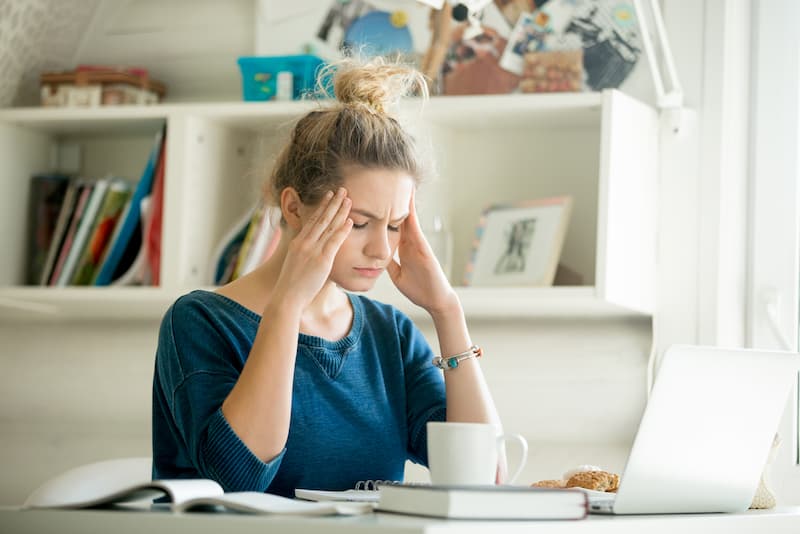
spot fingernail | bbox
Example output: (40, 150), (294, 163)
(337, 187), (346, 196)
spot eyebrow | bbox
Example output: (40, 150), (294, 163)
(350, 208), (409, 224)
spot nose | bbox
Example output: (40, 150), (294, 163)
(364, 227), (392, 261)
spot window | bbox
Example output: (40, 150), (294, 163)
(749, 0), (800, 491)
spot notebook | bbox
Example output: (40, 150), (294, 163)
(295, 480), (405, 503)
(588, 344), (799, 515)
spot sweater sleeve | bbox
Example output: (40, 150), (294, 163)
(154, 298), (285, 491)
(397, 311), (447, 466)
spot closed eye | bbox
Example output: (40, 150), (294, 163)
(351, 222), (401, 232)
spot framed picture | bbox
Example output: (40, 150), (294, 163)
(463, 196), (573, 287)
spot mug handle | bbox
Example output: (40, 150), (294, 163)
(496, 433), (529, 484)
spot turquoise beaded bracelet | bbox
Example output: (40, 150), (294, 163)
(432, 345), (483, 370)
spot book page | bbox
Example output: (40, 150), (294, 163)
(175, 492), (373, 515)
(157, 479), (224, 506)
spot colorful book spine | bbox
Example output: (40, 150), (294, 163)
(39, 179), (80, 285)
(48, 182), (94, 286)
(26, 174), (71, 284)
(70, 179), (132, 285)
(143, 141), (166, 286)
(231, 203), (265, 280)
(55, 178), (110, 286)
(240, 205), (281, 276)
(209, 209), (252, 286)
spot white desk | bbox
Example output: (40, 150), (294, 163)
(2, 506), (800, 534)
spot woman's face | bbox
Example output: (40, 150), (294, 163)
(322, 165), (414, 292)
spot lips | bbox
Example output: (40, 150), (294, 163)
(354, 267), (383, 278)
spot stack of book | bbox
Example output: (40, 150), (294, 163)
(26, 128), (166, 287)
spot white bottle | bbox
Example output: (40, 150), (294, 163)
(276, 71), (293, 101)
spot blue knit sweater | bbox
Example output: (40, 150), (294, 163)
(151, 290), (446, 497)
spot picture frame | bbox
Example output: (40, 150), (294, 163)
(463, 196), (573, 287)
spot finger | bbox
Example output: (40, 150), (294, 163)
(385, 258), (401, 283)
(318, 196), (352, 247)
(296, 190), (334, 240)
(403, 188), (425, 240)
(322, 217), (353, 258)
(402, 191), (433, 253)
(306, 188), (347, 242)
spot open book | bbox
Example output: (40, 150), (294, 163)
(23, 458), (371, 516)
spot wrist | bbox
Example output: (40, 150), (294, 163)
(427, 291), (462, 322)
(264, 289), (304, 322)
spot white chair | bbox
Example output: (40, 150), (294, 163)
(24, 457), (152, 509)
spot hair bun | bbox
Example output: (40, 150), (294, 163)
(321, 56), (427, 116)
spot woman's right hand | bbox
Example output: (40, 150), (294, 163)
(272, 188), (353, 312)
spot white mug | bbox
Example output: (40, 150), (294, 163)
(427, 422), (528, 485)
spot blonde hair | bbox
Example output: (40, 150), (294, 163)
(267, 56), (429, 208)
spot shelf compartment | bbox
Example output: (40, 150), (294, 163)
(0, 90), (658, 320)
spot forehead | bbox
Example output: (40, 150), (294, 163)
(341, 166), (414, 210)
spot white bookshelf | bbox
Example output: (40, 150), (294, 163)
(0, 90), (659, 321)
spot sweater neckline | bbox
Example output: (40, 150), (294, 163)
(297, 292), (362, 351)
(196, 289), (363, 351)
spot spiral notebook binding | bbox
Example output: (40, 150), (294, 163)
(354, 479), (402, 491)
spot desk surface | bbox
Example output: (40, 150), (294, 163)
(2, 506), (800, 534)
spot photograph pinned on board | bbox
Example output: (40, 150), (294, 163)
(493, 0), (539, 28)
(463, 196), (573, 287)
(440, 24), (520, 95)
(499, 9), (577, 75)
(499, 0), (642, 90)
(315, 0), (423, 60)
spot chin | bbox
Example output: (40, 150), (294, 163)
(333, 276), (379, 293)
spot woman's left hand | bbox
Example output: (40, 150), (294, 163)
(386, 189), (457, 315)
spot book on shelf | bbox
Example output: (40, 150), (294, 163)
(210, 211), (250, 285)
(376, 484), (589, 520)
(55, 177), (110, 286)
(93, 127), (165, 286)
(209, 202), (282, 286)
(38, 178), (80, 285)
(231, 202), (266, 280)
(23, 457), (371, 517)
(26, 173), (71, 284)
(48, 181), (94, 286)
(110, 196), (152, 286)
(70, 178), (132, 285)
(143, 137), (166, 286)
(240, 203), (282, 276)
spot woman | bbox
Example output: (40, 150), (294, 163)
(151, 57), (503, 497)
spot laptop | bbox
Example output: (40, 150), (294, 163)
(589, 344), (799, 515)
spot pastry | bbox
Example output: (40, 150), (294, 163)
(565, 470), (620, 492)
(531, 479), (566, 489)
(562, 464), (604, 481)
